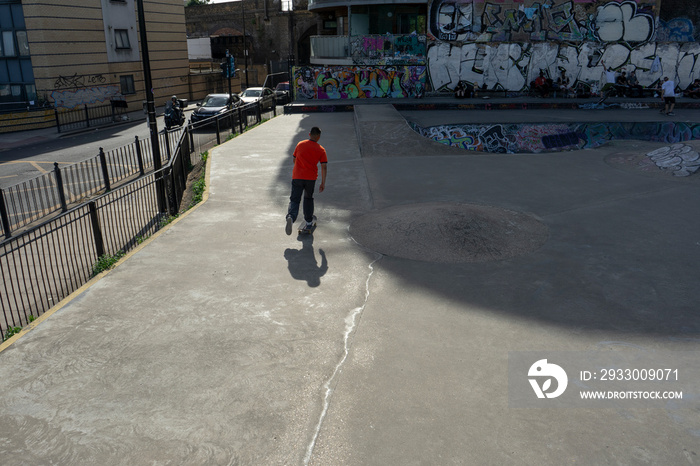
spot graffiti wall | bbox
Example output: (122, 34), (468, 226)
(428, 0), (660, 43)
(426, 0), (700, 93)
(412, 120), (700, 157)
(50, 73), (121, 109)
(659, 0), (700, 42)
(428, 41), (700, 92)
(351, 34), (427, 66)
(292, 66), (427, 99)
(51, 86), (121, 109)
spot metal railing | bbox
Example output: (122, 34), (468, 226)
(0, 100), (275, 340)
(0, 130), (182, 239)
(54, 103), (129, 133)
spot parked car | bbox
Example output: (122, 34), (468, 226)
(274, 82), (290, 103)
(189, 93), (241, 127)
(239, 87), (276, 111)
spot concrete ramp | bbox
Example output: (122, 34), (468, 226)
(354, 104), (467, 158)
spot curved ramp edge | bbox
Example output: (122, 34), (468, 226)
(354, 104), (468, 158)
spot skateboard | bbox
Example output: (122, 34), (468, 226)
(298, 216), (317, 235)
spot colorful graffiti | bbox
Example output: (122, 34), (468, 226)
(411, 121), (700, 154)
(427, 41), (700, 93)
(657, 18), (697, 42)
(350, 35), (427, 66)
(51, 85), (121, 109)
(427, 0), (658, 43)
(293, 66), (427, 100)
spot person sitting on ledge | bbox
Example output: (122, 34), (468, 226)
(686, 79), (700, 99)
(454, 81), (466, 98)
(627, 71), (643, 98)
(532, 71), (550, 97)
(615, 71), (630, 96)
(556, 70), (571, 97)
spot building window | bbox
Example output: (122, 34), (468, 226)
(120, 75), (135, 94)
(115, 29), (131, 49)
(1, 31), (15, 56)
(0, 1), (35, 109)
(16, 30), (28, 55)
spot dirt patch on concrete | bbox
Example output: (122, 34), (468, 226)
(350, 203), (549, 263)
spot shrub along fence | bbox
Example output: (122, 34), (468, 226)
(0, 101), (273, 340)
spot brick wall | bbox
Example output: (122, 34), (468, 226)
(185, 0), (317, 66)
(23, 0), (189, 112)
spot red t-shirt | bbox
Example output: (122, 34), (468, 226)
(292, 139), (327, 180)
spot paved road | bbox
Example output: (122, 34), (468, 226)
(0, 104), (283, 188)
(0, 111), (181, 189)
(0, 106), (698, 465)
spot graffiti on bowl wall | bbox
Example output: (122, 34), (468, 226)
(411, 121), (700, 154)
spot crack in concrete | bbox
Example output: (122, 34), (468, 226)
(304, 249), (382, 465)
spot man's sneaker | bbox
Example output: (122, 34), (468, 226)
(285, 216), (293, 235)
(667, 112), (675, 116)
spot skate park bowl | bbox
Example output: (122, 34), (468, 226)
(410, 120), (700, 152)
(408, 121), (700, 177)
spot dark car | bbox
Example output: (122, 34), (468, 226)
(239, 87), (276, 111)
(189, 93), (241, 126)
(274, 82), (290, 103)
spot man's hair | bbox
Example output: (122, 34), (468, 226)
(310, 127), (321, 136)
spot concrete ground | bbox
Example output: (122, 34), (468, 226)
(0, 103), (699, 465)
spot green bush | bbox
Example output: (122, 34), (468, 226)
(91, 250), (125, 277)
(3, 326), (22, 341)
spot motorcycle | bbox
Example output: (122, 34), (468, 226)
(164, 99), (186, 129)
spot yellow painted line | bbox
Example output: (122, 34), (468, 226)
(29, 161), (49, 174)
(0, 151), (213, 353)
(0, 174), (18, 179)
(6, 205), (60, 217)
(0, 160), (70, 165)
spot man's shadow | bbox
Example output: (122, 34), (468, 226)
(284, 235), (328, 287)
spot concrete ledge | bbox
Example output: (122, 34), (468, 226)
(284, 96), (700, 114)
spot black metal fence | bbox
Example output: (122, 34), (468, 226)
(55, 102), (128, 133)
(0, 100), (274, 340)
(0, 129), (182, 239)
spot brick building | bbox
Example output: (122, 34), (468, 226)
(0, 0), (189, 127)
(185, 0), (317, 73)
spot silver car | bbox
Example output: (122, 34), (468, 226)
(239, 87), (276, 111)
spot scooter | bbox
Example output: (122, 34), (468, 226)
(164, 99), (187, 129)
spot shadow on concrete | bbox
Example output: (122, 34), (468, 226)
(284, 234), (328, 287)
(274, 111), (700, 336)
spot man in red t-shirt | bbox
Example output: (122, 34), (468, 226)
(286, 126), (328, 235)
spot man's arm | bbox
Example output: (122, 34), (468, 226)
(319, 162), (327, 193)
